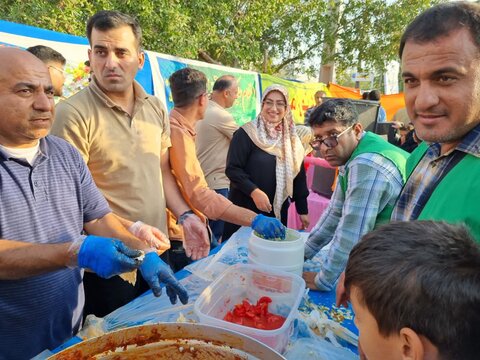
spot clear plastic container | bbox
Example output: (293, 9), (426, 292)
(194, 263), (306, 353)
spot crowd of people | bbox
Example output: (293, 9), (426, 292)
(0, 2), (479, 360)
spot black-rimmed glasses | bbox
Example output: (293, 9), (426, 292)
(309, 124), (354, 150)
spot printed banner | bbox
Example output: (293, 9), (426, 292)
(150, 53), (259, 125)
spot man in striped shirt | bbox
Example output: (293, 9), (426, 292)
(0, 48), (187, 360)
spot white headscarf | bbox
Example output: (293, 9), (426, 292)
(242, 85), (305, 219)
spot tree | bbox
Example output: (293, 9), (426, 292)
(0, 0), (443, 79)
(324, 0), (444, 75)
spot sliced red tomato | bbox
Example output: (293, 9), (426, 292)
(224, 312), (233, 322)
(257, 296), (272, 304)
(223, 296), (286, 330)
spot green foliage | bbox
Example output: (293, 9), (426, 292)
(0, 0), (444, 79)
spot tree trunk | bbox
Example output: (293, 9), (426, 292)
(263, 48), (268, 73)
(318, 0), (341, 84)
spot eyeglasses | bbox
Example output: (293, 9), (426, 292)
(263, 100), (287, 109)
(309, 125), (354, 149)
(48, 65), (66, 76)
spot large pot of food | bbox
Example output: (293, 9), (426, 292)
(48, 322), (285, 359)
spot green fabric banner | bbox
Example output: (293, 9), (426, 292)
(190, 64), (258, 125)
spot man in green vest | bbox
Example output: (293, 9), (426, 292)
(336, 0), (480, 313)
(389, 2), (480, 245)
(303, 98), (409, 291)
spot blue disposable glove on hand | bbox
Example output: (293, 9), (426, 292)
(78, 235), (144, 279)
(251, 214), (286, 240)
(139, 252), (189, 305)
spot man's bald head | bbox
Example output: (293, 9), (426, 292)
(0, 47), (50, 79)
(211, 74), (239, 109)
(0, 47), (55, 148)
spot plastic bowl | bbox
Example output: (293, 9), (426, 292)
(194, 263), (306, 353)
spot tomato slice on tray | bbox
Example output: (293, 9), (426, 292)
(223, 296), (286, 330)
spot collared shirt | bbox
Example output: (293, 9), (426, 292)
(304, 152), (404, 291)
(392, 124), (480, 221)
(0, 136), (110, 359)
(52, 78), (171, 233)
(168, 109), (233, 239)
(195, 100), (238, 190)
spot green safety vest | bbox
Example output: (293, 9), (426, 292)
(339, 132), (409, 226)
(405, 142), (480, 243)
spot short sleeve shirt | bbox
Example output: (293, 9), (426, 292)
(52, 79), (171, 233)
(0, 136), (111, 359)
(195, 100), (238, 190)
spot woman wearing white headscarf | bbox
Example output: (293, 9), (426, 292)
(223, 85), (309, 240)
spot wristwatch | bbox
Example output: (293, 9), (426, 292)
(177, 210), (195, 225)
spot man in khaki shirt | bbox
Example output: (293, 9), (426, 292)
(51, 10), (209, 317)
(195, 75), (239, 244)
(166, 68), (285, 270)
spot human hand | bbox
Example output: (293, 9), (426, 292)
(299, 214), (310, 230)
(335, 271), (349, 308)
(181, 213), (210, 260)
(251, 214), (285, 240)
(251, 189), (272, 213)
(139, 252), (189, 304)
(302, 271), (320, 290)
(128, 221), (171, 253)
(77, 235), (144, 279)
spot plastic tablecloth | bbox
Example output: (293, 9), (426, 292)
(47, 227), (358, 359)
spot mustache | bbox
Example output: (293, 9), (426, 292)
(31, 112), (52, 119)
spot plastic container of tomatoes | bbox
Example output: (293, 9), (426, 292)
(194, 263), (306, 353)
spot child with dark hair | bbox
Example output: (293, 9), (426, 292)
(344, 221), (480, 360)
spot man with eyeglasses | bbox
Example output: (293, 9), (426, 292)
(302, 98), (409, 292)
(27, 45), (66, 98)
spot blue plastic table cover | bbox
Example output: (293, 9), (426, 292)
(51, 227), (359, 358)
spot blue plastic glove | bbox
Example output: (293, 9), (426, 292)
(251, 214), (286, 240)
(78, 235), (144, 279)
(139, 252), (189, 305)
